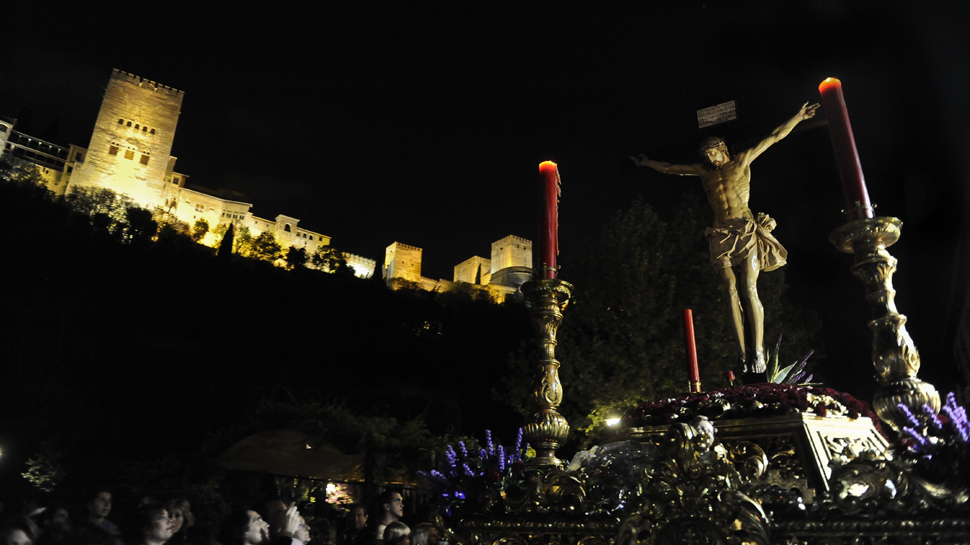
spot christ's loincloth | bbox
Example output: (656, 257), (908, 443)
(705, 214), (787, 272)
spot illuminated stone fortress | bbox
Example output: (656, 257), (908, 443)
(384, 235), (533, 301)
(3, 69), (536, 293)
(1, 69), (375, 278)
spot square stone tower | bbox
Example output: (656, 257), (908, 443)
(490, 235), (532, 273)
(384, 242), (423, 282)
(69, 69), (183, 208)
(454, 256), (491, 285)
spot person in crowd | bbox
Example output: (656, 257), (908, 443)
(338, 505), (366, 545)
(120, 503), (173, 545)
(73, 489), (120, 545)
(308, 519), (333, 545)
(86, 490), (120, 538)
(371, 492), (403, 544)
(35, 505), (71, 545)
(220, 506), (304, 545)
(164, 500), (194, 545)
(409, 524), (436, 545)
(294, 517), (310, 545)
(0, 515), (39, 545)
(381, 523), (409, 545)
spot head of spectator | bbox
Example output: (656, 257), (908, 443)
(220, 510), (269, 545)
(0, 516), (40, 545)
(122, 502), (173, 545)
(409, 524), (436, 545)
(376, 492), (402, 527)
(260, 499), (288, 539)
(164, 500), (194, 536)
(310, 519), (335, 545)
(348, 506), (367, 532)
(39, 505), (71, 534)
(381, 523), (408, 545)
(86, 490), (113, 526)
(295, 517), (310, 544)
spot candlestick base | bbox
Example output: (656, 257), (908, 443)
(688, 380), (702, 394)
(521, 278), (573, 467)
(830, 216), (940, 431)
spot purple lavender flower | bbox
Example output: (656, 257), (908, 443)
(922, 403), (943, 432)
(942, 392), (969, 442)
(903, 426), (929, 449)
(445, 445), (458, 468)
(897, 403), (920, 428)
(498, 445), (506, 471)
(486, 429), (495, 456)
(459, 441), (468, 458)
(463, 463), (474, 476)
(515, 428), (523, 454)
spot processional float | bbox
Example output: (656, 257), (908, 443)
(421, 79), (968, 545)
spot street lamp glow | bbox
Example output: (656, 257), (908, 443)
(606, 418), (621, 427)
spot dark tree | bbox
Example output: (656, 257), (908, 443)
(191, 218), (210, 242)
(217, 222), (235, 258)
(499, 194), (819, 446)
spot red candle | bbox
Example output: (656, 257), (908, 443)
(538, 161), (560, 279)
(818, 77), (874, 221)
(683, 309), (700, 393)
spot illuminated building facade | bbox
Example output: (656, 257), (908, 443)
(69, 70), (182, 208)
(1, 69), (377, 278)
(5, 69), (537, 287)
(384, 235), (534, 301)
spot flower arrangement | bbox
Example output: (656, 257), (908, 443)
(896, 392), (969, 486)
(418, 429), (531, 515)
(766, 336), (817, 385)
(624, 383), (882, 436)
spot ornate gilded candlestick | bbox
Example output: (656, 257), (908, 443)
(521, 278), (573, 467)
(830, 217), (940, 431)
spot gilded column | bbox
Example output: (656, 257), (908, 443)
(831, 217), (940, 431)
(521, 278), (573, 467)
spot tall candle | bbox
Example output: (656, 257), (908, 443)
(683, 309), (701, 393)
(818, 77), (874, 221)
(538, 161), (560, 279)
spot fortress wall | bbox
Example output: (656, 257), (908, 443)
(344, 253), (376, 279)
(454, 256), (491, 284)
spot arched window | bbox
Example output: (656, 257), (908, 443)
(284, 224), (291, 232)
(150, 129), (156, 135)
(142, 126), (147, 132)
(135, 124), (140, 130)
(118, 118), (124, 124)
(126, 121), (132, 127)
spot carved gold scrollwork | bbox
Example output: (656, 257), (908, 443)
(522, 279), (573, 467)
(830, 217), (940, 432)
(829, 455), (969, 515)
(619, 418), (773, 545)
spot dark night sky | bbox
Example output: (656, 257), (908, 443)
(3, 2), (970, 390)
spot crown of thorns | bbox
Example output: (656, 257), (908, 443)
(699, 137), (727, 152)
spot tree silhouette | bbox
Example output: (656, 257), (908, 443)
(191, 218), (210, 242)
(499, 194), (819, 447)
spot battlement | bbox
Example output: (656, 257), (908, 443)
(497, 234), (531, 245)
(111, 69), (183, 96)
(389, 241), (422, 253)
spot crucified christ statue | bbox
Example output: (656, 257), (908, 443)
(631, 102), (819, 373)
